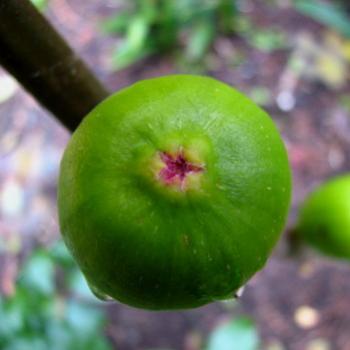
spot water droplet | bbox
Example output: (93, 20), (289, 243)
(234, 286), (245, 298)
(87, 281), (113, 302)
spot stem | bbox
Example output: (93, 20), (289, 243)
(0, 0), (109, 132)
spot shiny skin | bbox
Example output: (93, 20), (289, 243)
(297, 175), (350, 260)
(58, 75), (291, 310)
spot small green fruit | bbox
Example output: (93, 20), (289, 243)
(297, 175), (350, 260)
(58, 75), (291, 310)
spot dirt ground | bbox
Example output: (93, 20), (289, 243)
(1, 0), (350, 349)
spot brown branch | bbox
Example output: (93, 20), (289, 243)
(0, 0), (109, 132)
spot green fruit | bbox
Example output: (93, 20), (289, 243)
(58, 75), (291, 310)
(297, 175), (350, 260)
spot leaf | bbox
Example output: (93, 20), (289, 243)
(0, 297), (24, 338)
(186, 19), (215, 61)
(4, 336), (47, 350)
(111, 14), (152, 69)
(126, 15), (150, 50)
(294, 0), (350, 38)
(65, 301), (104, 337)
(291, 31), (349, 88)
(248, 29), (287, 52)
(85, 337), (112, 350)
(49, 240), (75, 269)
(100, 12), (130, 34)
(249, 87), (272, 106)
(102, 0), (238, 70)
(339, 95), (350, 113)
(46, 320), (73, 350)
(112, 43), (152, 70)
(206, 317), (260, 350)
(217, 0), (237, 33)
(314, 50), (347, 88)
(19, 251), (55, 296)
(0, 245), (111, 350)
(62, 301), (112, 349)
(30, 0), (48, 11)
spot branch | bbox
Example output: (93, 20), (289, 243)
(0, 0), (109, 132)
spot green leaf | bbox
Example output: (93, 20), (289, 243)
(19, 251), (55, 296)
(46, 320), (73, 350)
(30, 0), (48, 11)
(207, 318), (260, 350)
(102, 0), (238, 70)
(186, 20), (215, 61)
(4, 336), (47, 350)
(111, 14), (152, 69)
(49, 240), (75, 269)
(0, 297), (24, 338)
(65, 302), (104, 337)
(249, 86), (272, 106)
(339, 95), (350, 113)
(0, 245), (111, 350)
(82, 337), (112, 350)
(112, 43), (152, 70)
(294, 0), (350, 38)
(217, 0), (237, 33)
(101, 12), (130, 34)
(126, 15), (150, 50)
(248, 29), (286, 52)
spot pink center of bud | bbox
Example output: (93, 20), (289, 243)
(158, 151), (203, 188)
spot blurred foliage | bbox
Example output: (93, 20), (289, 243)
(248, 86), (272, 107)
(148, 317), (260, 350)
(0, 241), (112, 350)
(30, 0), (48, 11)
(294, 0), (350, 38)
(0, 239), (260, 350)
(339, 95), (350, 113)
(288, 31), (350, 89)
(102, 0), (237, 70)
(235, 17), (287, 53)
(206, 317), (260, 350)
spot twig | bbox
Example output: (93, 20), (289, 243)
(0, 0), (109, 132)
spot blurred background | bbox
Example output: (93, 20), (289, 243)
(1, 0), (350, 349)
